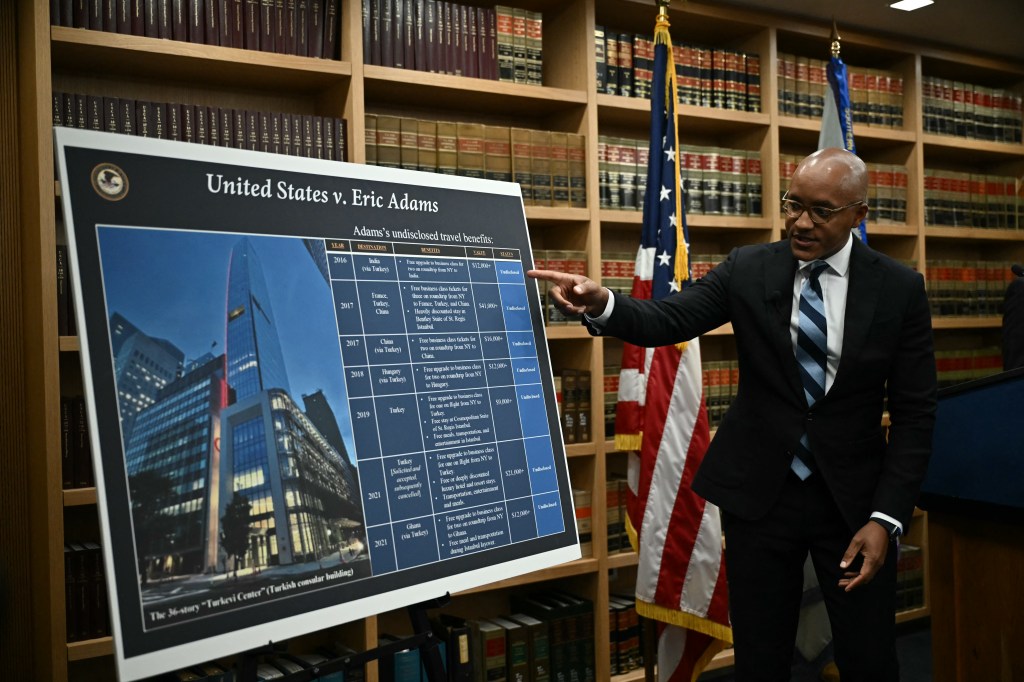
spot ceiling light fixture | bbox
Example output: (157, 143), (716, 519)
(889, 0), (935, 10)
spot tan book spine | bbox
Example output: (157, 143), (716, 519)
(416, 118), (437, 173)
(456, 121), (485, 179)
(375, 114), (401, 168)
(567, 133), (587, 208)
(511, 127), (533, 204)
(436, 120), (458, 175)
(549, 131), (569, 207)
(399, 116), (419, 170)
(483, 124), (512, 183)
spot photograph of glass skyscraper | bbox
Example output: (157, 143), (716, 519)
(97, 226), (368, 624)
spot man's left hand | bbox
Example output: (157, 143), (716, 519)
(838, 521), (889, 592)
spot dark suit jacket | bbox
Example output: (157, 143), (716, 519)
(595, 238), (937, 532)
(1003, 276), (1024, 370)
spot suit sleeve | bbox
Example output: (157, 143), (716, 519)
(873, 271), (938, 529)
(597, 251), (734, 347)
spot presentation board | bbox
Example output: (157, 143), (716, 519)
(55, 127), (579, 680)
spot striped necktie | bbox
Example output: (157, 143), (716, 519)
(792, 260), (830, 479)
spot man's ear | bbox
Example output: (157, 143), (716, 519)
(852, 202), (869, 226)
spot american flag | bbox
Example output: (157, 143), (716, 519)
(613, 8), (732, 681)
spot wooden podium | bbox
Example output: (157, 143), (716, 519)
(920, 368), (1024, 682)
(927, 511), (1024, 681)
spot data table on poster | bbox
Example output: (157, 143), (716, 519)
(326, 239), (565, 575)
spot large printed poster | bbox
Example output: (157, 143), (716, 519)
(55, 128), (579, 680)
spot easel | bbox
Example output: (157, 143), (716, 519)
(236, 594), (451, 682)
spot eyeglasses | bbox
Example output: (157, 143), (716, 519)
(781, 196), (865, 224)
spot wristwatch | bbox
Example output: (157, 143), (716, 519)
(871, 517), (901, 540)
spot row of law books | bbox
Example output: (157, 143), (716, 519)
(895, 544), (925, 612)
(554, 368), (592, 445)
(780, 154), (909, 224)
(573, 487), (593, 558)
(64, 541), (108, 643)
(606, 475), (629, 554)
(599, 137), (764, 217)
(601, 251), (727, 299)
(61, 395), (94, 490)
(777, 54), (904, 129)
(935, 347), (1003, 389)
(924, 260), (1018, 317)
(595, 26), (762, 113)
(363, 1), (542, 85)
(430, 592), (594, 682)
(365, 115), (587, 207)
(53, 91), (349, 161)
(703, 360), (739, 431)
(608, 594), (644, 676)
(922, 76), (1023, 143)
(923, 169), (1020, 229)
(51, 0), (341, 59)
(534, 250), (588, 325)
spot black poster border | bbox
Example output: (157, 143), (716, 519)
(55, 128), (580, 680)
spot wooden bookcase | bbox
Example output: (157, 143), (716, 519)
(7, 0), (1023, 679)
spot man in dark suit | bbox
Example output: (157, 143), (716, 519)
(1003, 265), (1024, 370)
(529, 148), (937, 681)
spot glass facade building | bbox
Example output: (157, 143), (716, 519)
(123, 354), (230, 578)
(220, 389), (361, 568)
(226, 238), (291, 401)
(109, 312), (184, 442)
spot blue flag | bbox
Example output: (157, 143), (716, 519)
(819, 54), (868, 243)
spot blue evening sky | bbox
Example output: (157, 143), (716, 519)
(96, 226), (354, 457)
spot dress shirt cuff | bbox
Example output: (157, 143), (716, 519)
(870, 511), (903, 535)
(584, 289), (616, 326)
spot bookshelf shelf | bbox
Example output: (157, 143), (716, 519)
(62, 487), (96, 507)
(931, 316), (1003, 329)
(544, 325), (591, 339)
(895, 606), (930, 625)
(51, 27), (352, 92)
(565, 442), (598, 458)
(778, 115), (917, 144)
(596, 93), (771, 134)
(607, 551), (638, 570)
(599, 210), (772, 231)
(66, 637), (113, 662)
(925, 226), (1024, 241)
(455, 557), (601, 596)
(866, 223), (920, 238)
(12, 2), (1022, 679)
(363, 64), (587, 116)
(920, 133), (1024, 163)
(525, 206), (592, 223)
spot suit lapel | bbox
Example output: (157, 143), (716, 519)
(832, 239), (883, 395)
(763, 243), (804, 400)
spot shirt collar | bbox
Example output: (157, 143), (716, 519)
(799, 232), (853, 278)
